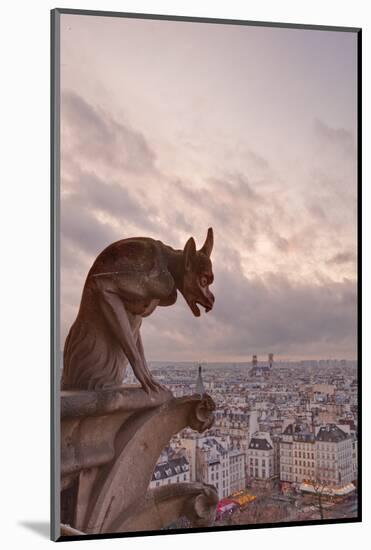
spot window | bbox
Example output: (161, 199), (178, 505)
(183, 474), (187, 481)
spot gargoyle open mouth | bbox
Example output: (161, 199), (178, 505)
(190, 299), (213, 317)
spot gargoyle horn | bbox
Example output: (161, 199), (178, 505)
(199, 227), (213, 258)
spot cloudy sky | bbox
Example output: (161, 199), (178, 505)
(60, 14), (358, 362)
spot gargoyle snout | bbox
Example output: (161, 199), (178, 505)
(205, 290), (215, 311)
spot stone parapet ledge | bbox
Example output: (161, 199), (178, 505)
(60, 386), (216, 536)
(61, 384), (173, 419)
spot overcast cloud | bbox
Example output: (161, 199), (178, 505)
(60, 15), (357, 361)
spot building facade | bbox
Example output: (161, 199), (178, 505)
(279, 423), (355, 496)
(315, 425), (353, 489)
(196, 437), (231, 500)
(292, 432), (315, 484)
(229, 448), (246, 493)
(247, 431), (275, 483)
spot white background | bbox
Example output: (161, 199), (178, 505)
(0, 0), (368, 548)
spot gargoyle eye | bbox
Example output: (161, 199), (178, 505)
(200, 276), (208, 287)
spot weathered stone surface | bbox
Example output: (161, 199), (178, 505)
(61, 386), (173, 490)
(60, 387), (217, 536)
(120, 483), (219, 532)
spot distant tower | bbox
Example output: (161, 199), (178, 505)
(252, 354), (258, 367)
(268, 353), (274, 369)
(195, 364), (205, 396)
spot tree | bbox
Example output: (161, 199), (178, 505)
(304, 477), (334, 520)
(311, 479), (326, 520)
(235, 497), (287, 525)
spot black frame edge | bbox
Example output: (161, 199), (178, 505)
(57, 516), (362, 543)
(53, 7), (361, 33)
(356, 27), (362, 523)
(51, 7), (61, 543)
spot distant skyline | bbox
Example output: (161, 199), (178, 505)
(147, 359), (357, 366)
(60, 14), (358, 361)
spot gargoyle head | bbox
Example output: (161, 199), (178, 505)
(181, 228), (215, 317)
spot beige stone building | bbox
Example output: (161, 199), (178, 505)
(229, 448), (246, 493)
(279, 423), (355, 496)
(196, 437), (231, 500)
(292, 432), (316, 484)
(247, 432), (275, 482)
(280, 432), (294, 483)
(314, 425), (353, 488)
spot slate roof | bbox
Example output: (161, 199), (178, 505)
(152, 455), (189, 481)
(283, 422), (311, 436)
(201, 437), (228, 455)
(316, 425), (349, 443)
(248, 437), (272, 450)
(293, 432), (315, 443)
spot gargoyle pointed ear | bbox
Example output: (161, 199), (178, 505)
(184, 237), (196, 272)
(199, 227), (214, 257)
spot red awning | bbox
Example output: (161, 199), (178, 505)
(217, 499), (239, 513)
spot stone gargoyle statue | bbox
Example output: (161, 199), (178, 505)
(61, 228), (215, 393)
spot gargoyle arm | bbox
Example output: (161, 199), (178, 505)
(94, 281), (161, 393)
